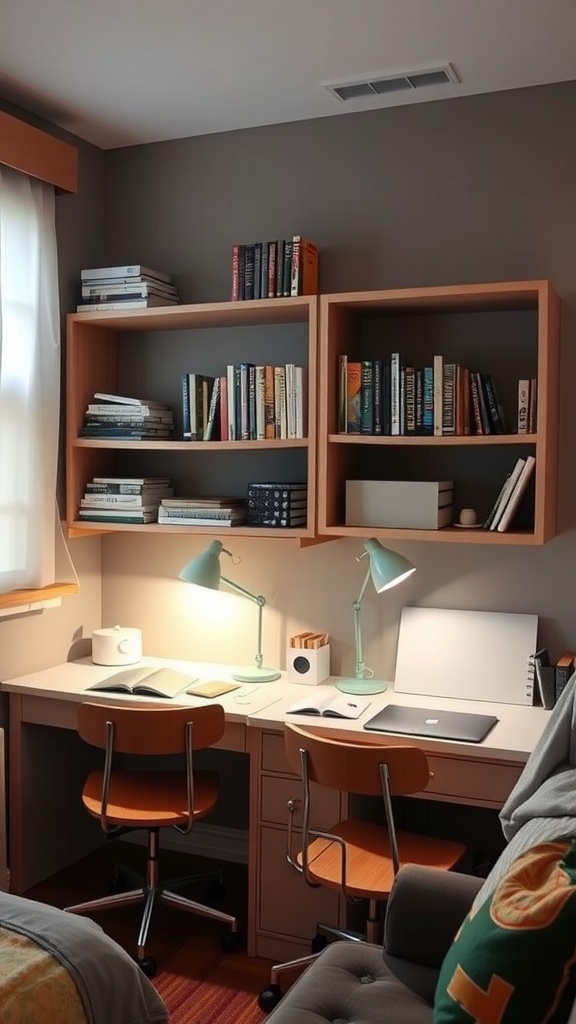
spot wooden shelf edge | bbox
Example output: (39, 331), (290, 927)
(66, 521), (317, 539)
(319, 526), (544, 545)
(328, 433), (538, 446)
(0, 581), (79, 611)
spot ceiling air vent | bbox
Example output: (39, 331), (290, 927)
(324, 63), (460, 102)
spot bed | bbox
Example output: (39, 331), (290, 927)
(0, 890), (168, 1024)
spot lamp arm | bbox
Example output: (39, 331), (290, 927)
(352, 567), (372, 679)
(221, 574), (266, 670)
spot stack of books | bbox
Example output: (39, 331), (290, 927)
(231, 236), (318, 300)
(78, 477), (174, 525)
(79, 392), (174, 439)
(247, 482), (308, 528)
(76, 264), (179, 312)
(157, 496), (248, 527)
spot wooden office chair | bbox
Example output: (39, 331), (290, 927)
(258, 723), (466, 1010)
(65, 702), (238, 976)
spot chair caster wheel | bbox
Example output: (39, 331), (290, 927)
(311, 934), (327, 954)
(258, 985), (282, 1012)
(137, 956), (157, 978)
(220, 928), (240, 952)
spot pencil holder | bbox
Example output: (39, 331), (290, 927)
(287, 644), (331, 685)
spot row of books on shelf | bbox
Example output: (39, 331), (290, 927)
(231, 235), (318, 301)
(78, 479), (308, 528)
(183, 364), (307, 441)
(76, 264), (179, 312)
(338, 355), (536, 437)
(532, 649), (575, 709)
(482, 455), (536, 532)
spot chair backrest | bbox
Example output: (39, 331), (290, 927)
(77, 702), (225, 756)
(284, 723), (430, 797)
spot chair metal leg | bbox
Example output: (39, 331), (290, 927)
(269, 952), (320, 985)
(66, 828), (238, 963)
(65, 887), (145, 915)
(136, 887), (157, 959)
(160, 887), (237, 931)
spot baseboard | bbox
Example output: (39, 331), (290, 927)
(123, 823), (249, 864)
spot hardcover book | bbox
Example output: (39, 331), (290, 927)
(81, 264), (173, 284)
(346, 361), (362, 434)
(496, 455), (536, 532)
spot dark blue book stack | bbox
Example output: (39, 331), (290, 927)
(247, 482), (308, 528)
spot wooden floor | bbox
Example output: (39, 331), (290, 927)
(22, 839), (275, 988)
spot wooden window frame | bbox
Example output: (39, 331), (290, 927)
(0, 110), (77, 194)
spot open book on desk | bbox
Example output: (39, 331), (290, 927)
(286, 687), (371, 720)
(87, 666), (197, 698)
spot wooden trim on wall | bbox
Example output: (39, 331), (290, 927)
(0, 582), (79, 612)
(0, 111), (78, 194)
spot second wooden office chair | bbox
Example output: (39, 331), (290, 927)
(65, 702), (238, 976)
(258, 723), (466, 1010)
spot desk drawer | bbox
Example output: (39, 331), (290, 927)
(261, 774), (341, 829)
(423, 756), (522, 806)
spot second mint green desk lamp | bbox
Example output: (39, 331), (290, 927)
(179, 540), (281, 683)
(336, 539), (416, 696)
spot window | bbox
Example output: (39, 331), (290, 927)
(0, 167), (60, 593)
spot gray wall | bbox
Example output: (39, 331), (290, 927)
(98, 81), (576, 678)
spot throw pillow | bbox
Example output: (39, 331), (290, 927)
(434, 840), (576, 1024)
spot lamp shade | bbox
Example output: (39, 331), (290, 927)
(364, 538), (416, 593)
(178, 540), (224, 590)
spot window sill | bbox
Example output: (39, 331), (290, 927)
(0, 582), (79, 611)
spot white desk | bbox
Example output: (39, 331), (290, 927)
(1, 657), (550, 960)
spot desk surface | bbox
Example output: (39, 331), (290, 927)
(1, 655), (550, 763)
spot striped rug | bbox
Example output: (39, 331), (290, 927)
(153, 941), (270, 1024)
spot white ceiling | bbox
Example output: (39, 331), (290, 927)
(2, 0), (576, 150)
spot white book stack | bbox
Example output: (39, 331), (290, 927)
(78, 476), (175, 524)
(77, 264), (180, 311)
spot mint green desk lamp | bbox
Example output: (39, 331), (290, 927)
(179, 540), (281, 683)
(335, 539), (416, 696)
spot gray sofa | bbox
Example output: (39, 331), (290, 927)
(262, 864), (482, 1023)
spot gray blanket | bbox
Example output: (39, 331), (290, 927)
(0, 891), (168, 1024)
(500, 672), (576, 837)
(473, 675), (576, 907)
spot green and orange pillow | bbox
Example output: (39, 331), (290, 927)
(434, 840), (576, 1024)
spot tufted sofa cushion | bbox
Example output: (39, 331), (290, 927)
(263, 940), (433, 1024)
(262, 867), (485, 1024)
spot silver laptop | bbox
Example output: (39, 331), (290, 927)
(363, 704), (498, 743)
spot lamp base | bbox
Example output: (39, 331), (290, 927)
(231, 666), (281, 683)
(335, 677), (388, 695)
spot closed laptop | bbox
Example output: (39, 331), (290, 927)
(363, 704), (499, 743)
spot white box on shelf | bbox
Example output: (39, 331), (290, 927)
(286, 644), (331, 685)
(345, 480), (454, 530)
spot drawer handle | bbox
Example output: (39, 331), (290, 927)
(428, 771), (435, 780)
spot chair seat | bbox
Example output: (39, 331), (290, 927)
(301, 819), (466, 899)
(82, 769), (220, 828)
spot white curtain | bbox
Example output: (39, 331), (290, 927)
(0, 166), (60, 593)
